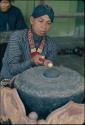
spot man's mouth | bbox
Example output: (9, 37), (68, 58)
(40, 31), (46, 34)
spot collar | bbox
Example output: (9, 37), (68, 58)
(31, 29), (44, 43)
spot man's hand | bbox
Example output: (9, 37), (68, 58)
(31, 52), (53, 67)
(31, 54), (45, 65)
(44, 59), (53, 68)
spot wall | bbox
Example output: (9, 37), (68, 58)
(12, 0), (34, 27)
(75, 0), (84, 37)
(11, 0), (84, 37)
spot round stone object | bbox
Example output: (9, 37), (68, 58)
(14, 66), (84, 119)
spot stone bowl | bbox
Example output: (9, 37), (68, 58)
(14, 66), (84, 118)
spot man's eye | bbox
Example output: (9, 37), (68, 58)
(48, 22), (51, 25)
(39, 20), (43, 22)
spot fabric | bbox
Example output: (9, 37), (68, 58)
(0, 29), (57, 79)
(0, 5), (27, 31)
(32, 4), (54, 22)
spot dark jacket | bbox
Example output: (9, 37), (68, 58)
(0, 5), (27, 31)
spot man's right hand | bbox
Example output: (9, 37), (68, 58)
(31, 54), (45, 65)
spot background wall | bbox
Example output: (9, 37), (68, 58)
(11, 0), (84, 37)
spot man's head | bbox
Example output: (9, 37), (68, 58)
(30, 4), (54, 36)
(0, 0), (13, 12)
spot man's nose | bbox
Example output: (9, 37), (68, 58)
(41, 24), (47, 30)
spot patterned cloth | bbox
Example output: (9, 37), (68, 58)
(0, 29), (57, 79)
(32, 4), (54, 23)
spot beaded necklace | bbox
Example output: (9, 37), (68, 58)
(28, 29), (45, 60)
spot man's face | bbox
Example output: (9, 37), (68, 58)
(30, 15), (52, 36)
(0, 0), (11, 12)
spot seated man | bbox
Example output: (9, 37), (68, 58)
(0, 0), (28, 71)
(0, 0), (27, 31)
(0, 4), (57, 79)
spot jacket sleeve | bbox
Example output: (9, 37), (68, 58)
(46, 37), (57, 64)
(3, 31), (32, 76)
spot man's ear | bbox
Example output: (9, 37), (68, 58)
(30, 16), (34, 25)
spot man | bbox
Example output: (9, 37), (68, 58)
(0, 4), (57, 79)
(0, 0), (27, 71)
(0, 0), (27, 31)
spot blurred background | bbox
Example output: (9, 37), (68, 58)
(12, 0), (84, 37)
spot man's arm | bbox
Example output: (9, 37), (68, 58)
(2, 31), (32, 77)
